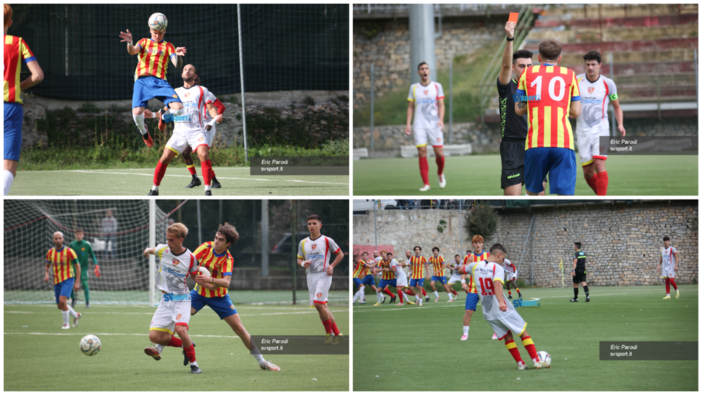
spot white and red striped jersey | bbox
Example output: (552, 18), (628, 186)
(503, 258), (517, 276)
(408, 81), (445, 130)
(154, 244), (198, 294)
(297, 235), (341, 274)
(461, 260), (514, 320)
(174, 85), (214, 135)
(575, 74), (618, 134)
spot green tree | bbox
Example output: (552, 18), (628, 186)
(465, 203), (498, 241)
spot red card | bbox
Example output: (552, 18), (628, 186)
(508, 12), (519, 23)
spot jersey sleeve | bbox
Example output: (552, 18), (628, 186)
(188, 254), (198, 274)
(19, 38), (36, 64)
(407, 85), (415, 102)
(68, 248), (78, 261)
(327, 237), (341, 254)
(570, 71), (581, 102)
(166, 42), (176, 59)
(155, 244), (168, 259)
(204, 88), (217, 105)
(436, 83), (445, 99)
(516, 69), (527, 97)
(493, 264), (505, 284)
(193, 242), (209, 260)
(606, 77), (618, 101)
(462, 262), (477, 276)
(45, 249), (52, 263)
(135, 38), (146, 51)
(222, 254), (234, 276)
(672, 247), (677, 255)
(297, 240), (305, 260)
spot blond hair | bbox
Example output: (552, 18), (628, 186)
(167, 223), (188, 239)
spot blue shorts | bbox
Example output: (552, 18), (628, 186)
(379, 279), (397, 289)
(132, 76), (182, 109)
(54, 278), (75, 303)
(354, 275), (375, 288)
(524, 147), (576, 195)
(4, 102), (23, 161)
(431, 275), (447, 284)
(465, 293), (479, 311)
(409, 278), (425, 287)
(190, 290), (238, 320)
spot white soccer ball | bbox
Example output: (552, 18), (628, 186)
(80, 334), (101, 356)
(537, 351), (551, 367)
(148, 13), (168, 32)
(197, 266), (211, 277)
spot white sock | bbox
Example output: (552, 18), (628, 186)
(360, 287), (366, 300)
(67, 306), (78, 318)
(251, 347), (265, 364)
(3, 170), (14, 196)
(62, 310), (69, 325)
(152, 185), (159, 191)
(667, 293), (671, 296)
(190, 361), (198, 367)
(377, 292), (382, 303)
(168, 108), (184, 116)
(448, 293), (453, 301)
(415, 294), (420, 302)
(463, 326), (469, 335)
(353, 290), (362, 302)
(133, 114), (147, 135)
(205, 185), (211, 191)
(155, 344), (164, 353)
(434, 291), (439, 298)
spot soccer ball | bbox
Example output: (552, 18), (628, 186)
(197, 266), (211, 277)
(80, 335), (101, 356)
(537, 351), (551, 367)
(148, 13), (168, 31)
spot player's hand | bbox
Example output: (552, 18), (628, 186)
(143, 248), (152, 257)
(74, 282), (80, 291)
(302, 261), (311, 268)
(44, 274), (49, 283)
(176, 47), (187, 56)
(571, 271), (575, 277)
(143, 109), (154, 119)
(461, 283), (469, 293)
(499, 301), (508, 312)
(505, 21), (516, 39)
(618, 124), (626, 137)
(94, 265), (101, 278)
(404, 125), (411, 135)
(326, 266), (334, 276)
(438, 120), (444, 131)
(119, 29), (133, 43)
(215, 114), (223, 124)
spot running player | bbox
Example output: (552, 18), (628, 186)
(297, 214), (345, 344)
(458, 243), (547, 369)
(576, 51), (625, 196)
(146, 64), (222, 196)
(503, 258), (522, 300)
(461, 235), (489, 340)
(4, 4), (44, 195)
(119, 20), (186, 147)
(409, 246), (429, 306)
(69, 229), (100, 308)
(428, 247), (453, 302)
(405, 62), (446, 192)
(352, 252), (378, 304)
(571, 242), (590, 302)
(44, 232), (82, 329)
(446, 254), (463, 301)
(515, 39), (582, 195)
(142, 223), (201, 373)
(374, 251), (397, 305)
(657, 236), (679, 299)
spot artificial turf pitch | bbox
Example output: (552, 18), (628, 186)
(352, 155), (698, 196)
(352, 285), (697, 391)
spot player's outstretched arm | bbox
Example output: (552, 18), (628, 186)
(20, 60), (43, 92)
(143, 247), (156, 257)
(119, 30), (140, 55)
(499, 21), (516, 86)
(171, 47), (187, 68)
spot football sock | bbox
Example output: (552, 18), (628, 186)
(508, 290), (512, 297)
(133, 114), (147, 135)
(183, 344), (196, 362)
(596, 171), (609, 196)
(574, 288), (578, 299)
(187, 164), (197, 176)
(516, 287), (521, 294)
(451, 289), (458, 295)
(665, 278), (670, 294)
(190, 361), (199, 368)
(201, 159), (212, 186)
(583, 286), (589, 297)
(154, 161), (168, 186)
(383, 288), (395, 298)
(155, 344), (164, 353)
(330, 322), (340, 336)
(418, 157), (429, 186)
(585, 173), (598, 194)
(436, 155), (445, 176)
(669, 279), (678, 290)
(167, 336), (183, 348)
(3, 170), (14, 196)
(250, 347), (265, 364)
(360, 287), (366, 299)
(463, 326), (469, 336)
(62, 310), (69, 325)
(415, 294), (420, 302)
(433, 291), (439, 298)
(353, 290), (363, 303)
(205, 185), (212, 192)
(67, 306), (78, 318)
(376, 292), (382, 303)
(448, 293), (453, 301)
(521, 335), (538, 361)
(322, 319), (332, 334)
(397, 290), (404, 303)
(505, 340), (523, 363)
(422, 289), (427, 297)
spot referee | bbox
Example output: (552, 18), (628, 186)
(497, 20), (545, 195)
(571, 242), (590, 302)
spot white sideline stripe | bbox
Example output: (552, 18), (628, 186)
(6, 309), (347, 317)
(5, 332), (240, 339)
(4, 304), (347, 311)
(67, 170), (347, 186)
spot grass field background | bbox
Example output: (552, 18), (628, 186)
(5, 300), (349, 391)
(352, 155), (698, 196)
(9, 167), (348, 196)
(353, 285), (697, 391)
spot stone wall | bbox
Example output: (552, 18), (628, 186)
(353, 201), (698, 287)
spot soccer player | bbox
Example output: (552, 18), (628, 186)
(297, 214), (345, 344)
(458, 244), (547, 369)
(446, 254), (462, 301)
(385, 252), (412, 306)
(142, 223), (201, 373)
(428, 247), (453, 302)
(405, 62), (446, 192)
(657, 236), (679, 299)
(460, 235), (489, 340)
(119, 22), (186, 147)
(353, 252), (378, 304)
(571, 242), (590, 302)
(576, 50), (625, 196)
(69, 229), (100, 308)
(44, 231), (82, 329)
(503, 258), (522, 300)
(146, 64), (223, 196)
(515, 39), (582, 195)
(408, 246), (428, 306)
(374, 251), (398, 305)
(3, 4), (44, 195)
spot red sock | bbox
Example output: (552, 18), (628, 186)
(397, 290), (404, 303)
(201, 159), (212, 186)
(435, 155), (445, 176)
(596, 171), (608, 196)
(419, 157), (429, 186)
(521, 335), (538, 361)
(183, 344), (196, 362)
(665, 278), (671, 294)
(330, 321), (340, 336)
(508, 290), (512, 296)
(451, 289), (458, 295)
(585, 173), (598, 194)
(505, 340), (523, 364)
(167, 336), (182, 348)
(383, 288), (395, 298)
(210, 168), (216, 179)
(669, 278), (678, 291)
(322, 319), (332, 334)
(421, 288), (427, 297)
(404, 288), (415, 296)
(186, 165), (197, 176)
(154, 160), (168, 186)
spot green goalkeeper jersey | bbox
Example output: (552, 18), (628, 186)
(69, 240), (98, 275)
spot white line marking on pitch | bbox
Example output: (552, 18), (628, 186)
(4, 332), (240, 338)
(67, 170), (347, 185)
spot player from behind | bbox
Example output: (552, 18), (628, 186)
(515, 39), (582, 195)
(428, 247), (453, 302)
(44, 231), (82, 329)
(571, 242), (590, 302)
(298, 214), (345, 344)
(458, 243), (547, 369)
(657, 236), (679, 299)
(446, 254), (463, 301)
(352, 251), (378, 304)
(3, 4), (44, 195)
(146, 64), (223, 196)
(119, 18), (186, 147)
(408, 246), (429, 306)
(460, 235), (489, 340)
(69, 229), (100, 308)
(576, 51), (625, 196)
(503, 258), (521, 300)
(405, 62), (446, 192)
(142, 223), (201, 374)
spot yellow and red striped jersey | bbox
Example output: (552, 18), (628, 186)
(4, 35), (36, 104)
(462, 251), (489, 293)
(46, 246), (78, 284)
(378, 259), (395, 280)
(192, 241), (234, 298)
(517, 64), (581, 150)
(409, 255), (427, 280)
(134, 38), (176, 80)
(429, 255), (445, 277)
(353, 260), (369, 278)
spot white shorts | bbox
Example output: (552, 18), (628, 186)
(661, 265), (676, 279)
(414, 128), (444, 148)
(308, 271), (332, 304)
(396, 273), (408, 288)
(206, 124), (216, 146)
(150, 293), (192, 334)
(576, 126), (609, 165)
(448, 273), (462, 284)
(506, 272), (517, 281)
(166, 130), (209, 156)
(485, 311), (527, 340)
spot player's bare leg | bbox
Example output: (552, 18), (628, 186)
(196, 145), (213, 196)
(441, 282), (453, 301)
(429, 280), (441, 302)
(504, 183), (521, 196)
(157, 101), (185, 131)
(417, 145), (430, 191)
(433, 146), (446, 188)
(461, 309), (474, 340)
(132, 106), (154, 147)
(223, 313), (280, 371)
(401, 287), (416, 305)
(150, 148), (178, 195)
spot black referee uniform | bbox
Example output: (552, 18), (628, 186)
(572, 250), (589, 302)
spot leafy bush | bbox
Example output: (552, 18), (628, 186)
(465, 203), (498, 241)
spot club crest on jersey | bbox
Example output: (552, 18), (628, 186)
(423, 90), (429, 95)
(173, 259), (179, 266)
(176, 314), (182, 320)
(437, 137), (442, 142)
(588, 87), (595, 94)
(316, 292), (322, 298)
(81, 248), (85, 251)
(172, 94), (178, 98)
(183, 92), (191, 99)
(311, 244), (317, 250)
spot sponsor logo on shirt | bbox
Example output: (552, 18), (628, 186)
(176, 314), (182, 320)
(173, 259), (179, 266)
